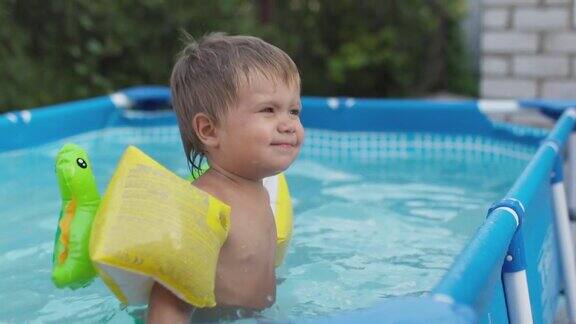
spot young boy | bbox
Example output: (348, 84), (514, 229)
(147, 33), (304, 323)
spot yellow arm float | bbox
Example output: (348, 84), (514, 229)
(53, 144), (293, 307)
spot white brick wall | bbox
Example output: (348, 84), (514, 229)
(544, 0), (571, 4)
(544, 33), (576, 52)
(542, 81), (576, 98)
(513, 8), (569, 31)
(482, 56), (510, 75)
(512, 55), (569, 77)
(483, 0), (538, 5)
(481, 0), (576, 99)
(483, 8), (509, 29)
(482, 32), (538, 53)
(481, 79), (537, 98)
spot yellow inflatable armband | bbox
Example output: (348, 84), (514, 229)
(264, 174), (293, 267)
(89, 146), (230, 307)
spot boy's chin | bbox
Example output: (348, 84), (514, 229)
(260, 167), (288, 179)
(241, 156), (298, 180)
(258, 163), (292, 179)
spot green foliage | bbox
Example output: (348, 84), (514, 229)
(0, 0), (476, 113)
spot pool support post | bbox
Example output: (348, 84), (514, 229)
(568, 132), (576, 217)
(544, 109), (576, 322)
(431, 205), (518, 320)
(552, 152), (576, 322)
(488, 199), (533, 324)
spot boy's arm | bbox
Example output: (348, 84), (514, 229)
(147, 281), (193, 324)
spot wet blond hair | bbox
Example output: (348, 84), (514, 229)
(170, 33), (300, 174)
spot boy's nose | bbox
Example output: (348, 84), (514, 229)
(278, 121), (296, 134)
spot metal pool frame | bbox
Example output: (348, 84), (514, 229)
(3, 86), (576, 324)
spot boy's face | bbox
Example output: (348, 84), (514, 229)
(213, 73), (304, 180)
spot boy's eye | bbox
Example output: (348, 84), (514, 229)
(289, 109), (301, 116)
(260, 107), (274, 113)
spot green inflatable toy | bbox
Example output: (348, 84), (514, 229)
(52, 143), (100, 289)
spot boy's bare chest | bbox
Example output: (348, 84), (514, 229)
(214, 199), (278, 307)
(225, 201), (276, 260)
(197, 178), (279, 307)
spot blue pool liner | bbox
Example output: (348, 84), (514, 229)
(3, 86), (575, 323)
(3, 86), (558, 152)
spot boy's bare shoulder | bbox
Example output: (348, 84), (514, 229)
(191, 169), (271, 215)
(191, 170), (235, 205)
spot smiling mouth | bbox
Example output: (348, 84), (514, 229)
(270, 142), (297, 149)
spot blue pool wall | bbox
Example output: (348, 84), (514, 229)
(2, 86), (550, 152)
(428, 110), (576, 324)
(3, 86), (575, 323)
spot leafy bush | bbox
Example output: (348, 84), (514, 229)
(0, 0), (475, 112)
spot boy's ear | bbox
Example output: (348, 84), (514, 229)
(193, 113), (219, 148)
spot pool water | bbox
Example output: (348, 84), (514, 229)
(0, 126), (530, 323)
